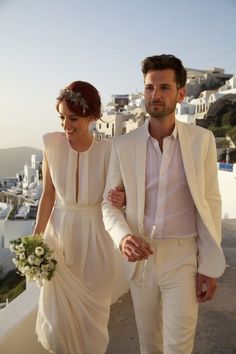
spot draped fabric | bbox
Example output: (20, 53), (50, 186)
(36, 132), (116, 354)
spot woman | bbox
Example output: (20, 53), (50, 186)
(34, 81), (125, 354)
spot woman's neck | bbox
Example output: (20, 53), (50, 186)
(70, 133), (93, 153)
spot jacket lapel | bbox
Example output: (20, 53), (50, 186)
(135, 120), (148, 233)
(177, 120), (201, 210)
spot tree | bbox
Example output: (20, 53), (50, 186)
(222, 111), (236, 126)
(208, 125), (227, 137)
(228, 127), (236, 145)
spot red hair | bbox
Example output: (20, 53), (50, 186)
(56, 81), (101, 120)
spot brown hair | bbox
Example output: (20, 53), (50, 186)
(56, 81), (102, 120)
(141, 54), (187, 88)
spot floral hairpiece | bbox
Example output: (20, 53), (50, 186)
(57, 88), (89, 114)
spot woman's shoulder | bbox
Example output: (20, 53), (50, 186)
(42, 131), (66, 144)
(93, 137), (112, 148)
(92, 137), (112, 157)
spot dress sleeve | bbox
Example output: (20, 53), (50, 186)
(42, 132), (60, 167)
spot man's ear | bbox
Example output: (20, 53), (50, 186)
(177, 87), (185, 103)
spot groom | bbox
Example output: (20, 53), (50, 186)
(102, 54), (226, 354)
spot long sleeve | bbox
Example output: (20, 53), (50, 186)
(102, 139), (132, 249)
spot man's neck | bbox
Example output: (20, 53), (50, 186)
(148, 116), (176, 151)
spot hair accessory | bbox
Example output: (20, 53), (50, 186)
(57, 88), (89, 114)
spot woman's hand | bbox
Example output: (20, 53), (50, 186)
(108, 186), (126, 208)
(120, 234), (153, 262)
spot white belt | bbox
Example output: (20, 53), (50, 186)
(54, 203), (101, 213)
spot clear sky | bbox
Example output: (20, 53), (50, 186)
(0, 0), (236, 149)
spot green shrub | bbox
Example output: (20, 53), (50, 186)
(228, 127), (236, 145)
(216, 138), (230, 148)
(222, 111), (236, 126)
(208, 126), (227, 137)
(0, 270), (26, 303)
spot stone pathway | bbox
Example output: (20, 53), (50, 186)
(106, 220), (236, 354)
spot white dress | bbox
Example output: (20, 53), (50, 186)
(36, 132), (116, 354)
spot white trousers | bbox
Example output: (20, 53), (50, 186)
(130, 237), (199, 354)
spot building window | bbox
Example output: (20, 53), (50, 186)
(106, 123), (109, 129)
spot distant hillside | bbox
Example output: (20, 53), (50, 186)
(0, 147), (42, 177)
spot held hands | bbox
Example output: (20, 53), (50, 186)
(196, 273), (217, 302)
(120, 234), (153, 262)
(108, 186), (126, 208)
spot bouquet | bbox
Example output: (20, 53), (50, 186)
(10, 234), (57, 287)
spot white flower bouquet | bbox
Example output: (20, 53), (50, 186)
(10, 234), (57, 286)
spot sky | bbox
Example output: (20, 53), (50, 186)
(0, 0), (236, 149)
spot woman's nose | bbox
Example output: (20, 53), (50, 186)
(63, 117), (71, 129)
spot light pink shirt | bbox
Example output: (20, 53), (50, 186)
(143, 122), (197, 239)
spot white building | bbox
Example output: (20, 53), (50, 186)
(0, 219), (34, 249)
(219, 74), (236, 94)
(175, 102), (196, 124)
(185, 67), (232, 98)
(0, 247), (14, 279)
(0, 203), (10, 220)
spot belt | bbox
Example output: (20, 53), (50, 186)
(141, 236), (197, 248)
(54, 203), (101, 213)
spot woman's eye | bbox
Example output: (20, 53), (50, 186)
(59, 115), (64, 120)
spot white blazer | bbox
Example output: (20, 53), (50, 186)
(102, 119), (226, 280)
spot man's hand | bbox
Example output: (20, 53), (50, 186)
(196, 273), (217, 302)
(108, 186), (126, 208)
(120, 234), (153, 262)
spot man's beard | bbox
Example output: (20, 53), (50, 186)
(145, 99), (177, 119)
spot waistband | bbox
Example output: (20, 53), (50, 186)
(54, 203), (101, 213)
(141, 236), (197, 248)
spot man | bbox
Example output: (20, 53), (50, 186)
(102, 54), (226, 354)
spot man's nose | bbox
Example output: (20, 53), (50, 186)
(152, 88), (161, 99)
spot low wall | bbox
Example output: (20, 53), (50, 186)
(218, 168), (236, 219)
(0, 283), (48, 354)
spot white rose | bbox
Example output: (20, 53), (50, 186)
(35, 246), (44, 257)
(20, 253), (26, 260)
(34, 257), (43, 266)
(18, 244), (25, 252)
(10, 244), (15, 252)
(28, 255), (35, 265)
(23, 265), (30, 273)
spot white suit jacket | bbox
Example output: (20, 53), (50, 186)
(102, 119), (226, 280)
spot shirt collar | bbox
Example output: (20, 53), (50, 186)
(146, 118), (178, 141)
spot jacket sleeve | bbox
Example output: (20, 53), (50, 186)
(102, 139), (132, 249)
(196, 131), (225, 278)
(203, 131), (222, 244)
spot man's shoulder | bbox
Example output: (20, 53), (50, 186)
(115, 123), (146, 144)
(177, 120), (212, 137)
